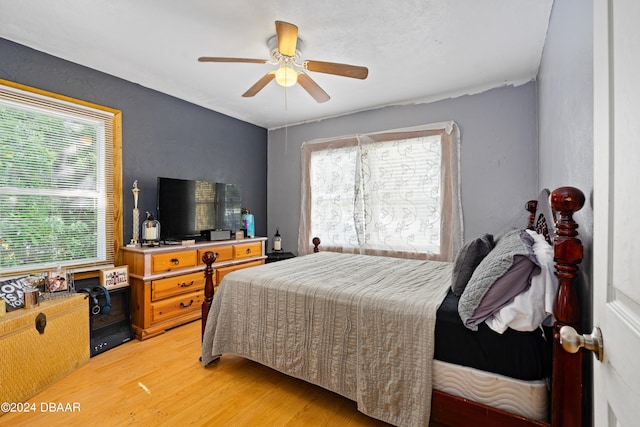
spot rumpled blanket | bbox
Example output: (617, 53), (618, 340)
(201, 252), (452, 426)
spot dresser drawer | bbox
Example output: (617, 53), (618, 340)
(198, 245), (233, 264)
(152, 250), (197, 273)
(216, 259), (264, 286)
(151, 291), (203, 323)
(151, 271), (205, 301)
(233, 242), (262, 260)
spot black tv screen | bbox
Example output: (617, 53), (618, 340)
(156, 177), (241, 241)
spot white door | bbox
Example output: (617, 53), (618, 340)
(593, 1), (640, 426)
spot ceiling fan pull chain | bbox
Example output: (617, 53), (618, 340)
(284, 86), (289, 155)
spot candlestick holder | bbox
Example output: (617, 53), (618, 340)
(127, 180), (141, 247)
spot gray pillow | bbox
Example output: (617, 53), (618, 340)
(458, 229), (533, 330)
(451, 233), (495, 296)
(462, 255), (539, 328)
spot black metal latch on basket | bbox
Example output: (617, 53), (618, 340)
(35, 312), (47, 334)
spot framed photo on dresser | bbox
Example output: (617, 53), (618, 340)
(46, 269), (68, 293)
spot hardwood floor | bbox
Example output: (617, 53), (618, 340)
(3, 319), (444, 426)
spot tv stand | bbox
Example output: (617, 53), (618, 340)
(122, 237), (267, 340)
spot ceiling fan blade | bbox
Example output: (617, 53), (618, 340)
(242, 72), (276, 97)
(275, 21), (298, 57)
(305, 60), (368, 80)
(297, 73), (330, 103)
(198, 57), (267, 64)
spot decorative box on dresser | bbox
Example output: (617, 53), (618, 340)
(122, 237), (267, 340)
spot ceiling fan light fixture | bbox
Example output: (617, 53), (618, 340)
(198, 21), (366, 103)
(275, 66), (298, 87)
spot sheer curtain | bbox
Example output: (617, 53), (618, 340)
(298, 122), (462, 261)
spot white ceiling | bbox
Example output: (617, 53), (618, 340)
(0, 0), (553, 130)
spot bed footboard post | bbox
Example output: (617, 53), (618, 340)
(201, 251), (218, 340)
(550, 186), (585, 427)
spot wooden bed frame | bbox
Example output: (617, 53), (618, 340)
(201, 186), (586, 427)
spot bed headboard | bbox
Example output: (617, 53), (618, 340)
(526, 188), (557, 244)
(534, 186), (585, 427)
(527, 186), (585, 326)
(553, 187), (586, 427)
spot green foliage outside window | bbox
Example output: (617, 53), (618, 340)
(0, 104), (102, 270)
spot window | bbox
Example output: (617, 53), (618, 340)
(298, 123), (462, 261)
(0, 79), (122, 275)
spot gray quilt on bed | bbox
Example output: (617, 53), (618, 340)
(201, 251), (452, 427)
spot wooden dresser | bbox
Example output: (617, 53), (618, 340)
(122, 237), (266, 340)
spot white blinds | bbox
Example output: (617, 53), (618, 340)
(357, 135), (442, 253)
(299, 122), (462, 261)
(0, 83), (115, 274)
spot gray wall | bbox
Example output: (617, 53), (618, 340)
(0, 38), (268, 242)
(267, 84), (539, 254)
(537, 0), (594, 424)
(538, 0), (593, 247)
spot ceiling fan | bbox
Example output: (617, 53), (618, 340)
(198, 21), (368, 103)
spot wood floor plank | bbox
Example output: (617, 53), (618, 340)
(1, 320), (397, 426)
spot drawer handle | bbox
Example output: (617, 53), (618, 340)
(171, 258), (180, 265)
(179, 280), (194, 288)
(246, 248), (251, 254)
(180, 299), (194, 308)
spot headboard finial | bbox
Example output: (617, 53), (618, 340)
(550, 186), (585, 326)
(550, 186), (586, 225)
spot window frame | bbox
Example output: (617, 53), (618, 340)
(0, 78), (123, 277)
(298, 122), (462, 261)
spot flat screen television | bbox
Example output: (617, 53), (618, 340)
(156, 177), (242, 241)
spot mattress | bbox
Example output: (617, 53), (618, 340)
(432, 360), (549, 422)
(432, 288), (551, 422)
(434, 289), (552, 381)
